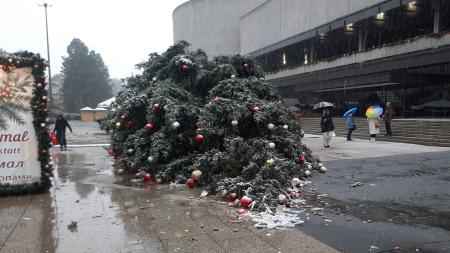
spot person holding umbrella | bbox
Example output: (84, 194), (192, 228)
(320, 108), (335, 148)
(344, 108), (357, 141)
(366, 106), (383, 142)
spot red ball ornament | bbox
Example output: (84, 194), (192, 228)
(243, 63), (249, 71)
(120, 115), (128, 122)
(251, 106), (260, 112)
(108, 148), (114, 156)
(195, 134), (204, 143)
(291, 191), (298, 199)
(228, 193), (237, 202)
(240, 196), (253, 208)
(182, 64), (189, 75)
(145, 123), (155, 132)
(153, 103), (161, 110)
(186, 178), (196, 188)
(144, 174), (153, 181)
(299, 155), (305, 165)
(125, 121), (133, 129)
(1, 65), (10, 73)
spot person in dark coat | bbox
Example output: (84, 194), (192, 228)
(320, 109), (335, 148)
(53, 115), (72, 151)
(383, 102), (394, 136)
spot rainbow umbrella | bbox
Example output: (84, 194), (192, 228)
(365, 106), (383, 118)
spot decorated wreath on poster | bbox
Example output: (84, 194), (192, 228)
(0, 52), (53, 196)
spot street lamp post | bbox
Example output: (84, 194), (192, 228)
(40, 3), (52, 110)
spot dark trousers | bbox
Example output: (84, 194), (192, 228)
(347, 127), (354, 140)
(56, 131), (67, 149)
(385, 122), (392, 136)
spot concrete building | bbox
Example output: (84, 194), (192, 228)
(173, 0), (450, 117)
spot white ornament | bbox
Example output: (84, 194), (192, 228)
(231, 75), (236, 78)
(260, 77), (264, 80)
(127, 148), (134, 154)
(267, 123), (275, 130)
(268, 142), (276, 149)
(231, 120), (238, 127)
(42, 96), (47, 100)
(307, 164), (312, 170)
(283, 124), (289, 130)
(171, 121), (180, 129)
(320, 166), (327, 173)
(164, 105), (169, 110)
(40, 123), (46, 127)
(147, 156), (155, 163)
(220, 189), (228, 198)
(266, 159), (274, 166)
(278, 194), (287, 204)
(8, 58), (12, 63)
(191, 170), (202, 180)
(152, 77), (157, 81)
(304, 170), (311, 177)
(37, 83), (42, 87)
(291, 178), (301, 187)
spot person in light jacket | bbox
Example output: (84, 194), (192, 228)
(368, 116), (380, 142)
(321, 109), (335, 148)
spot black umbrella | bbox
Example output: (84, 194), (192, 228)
(313, 102), (335, 110)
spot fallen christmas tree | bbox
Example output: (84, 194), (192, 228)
(107, 41), (324, 208)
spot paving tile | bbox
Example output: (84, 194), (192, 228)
(162, 234), (224, 253)
(217, 238), (259, 253)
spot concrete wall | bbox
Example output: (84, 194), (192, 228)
(173, 0), (266, 57)
(240, 0), (386, 54)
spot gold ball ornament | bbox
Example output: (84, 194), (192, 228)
(304, 170), (311, 177)
(268, 142), (276, 149)
(267, 123), (275, 130)
(147, 156), (155, 163)
(115, 122), (121, 129)
(266, 159), (274, 166)
(291, 177), (301, 187)
(278, 194), (287, 205)
(191, 170), (202, 180)
(231, 120), (238, 127)
(282, 124), (289, 130)
(171, 121), (180, 130)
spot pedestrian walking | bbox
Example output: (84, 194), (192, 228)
(384, 102), (394, 136)
(321, 109), (335, 148)
(53, 115), (73, 151)
(368, 116), (380, 142)
(345, 112), (356, 141)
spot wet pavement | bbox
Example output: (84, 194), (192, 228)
(0, 122), (340, 253)
(300, 134), (450, 253)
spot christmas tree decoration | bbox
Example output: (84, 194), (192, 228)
(231, 74), (236, 78)
(191, 170), (202, 180)
(232, 199), (240, 207)
(304, 170), (311, 177)
(120, 115), (128, 122)
(171, 121), (180, 130)
(291, 178), (301, 187)
(152, 77), (157, 81)
(231, 120), (238, 127)
(147, 155), (155, 163)
(298, 155), (305, 165)
(186, 178), (196, 188)
(240, 196), (252, 208)
(228, 193), (237, 202)
(127, 148), (134, 154)
(283, 124), (289, 130)
(145, 123), (155, 132)
(116, 168), (125, 175)
(144, 174), (153, 181)
(251, 106), (260, 112)
(268, 142), (276, 149)
(319, 166), (327, 173)
(267, 123), (275, 131)
(278, 194), (287, 205)
(266, 159), (274, 166)
(40, 123), (46, 128)
(153, 103), (161, 110)
(195, 134), (204, 143)
(243, 63), (249, 71)
(220, 189), (228, 198)
(115, 122), (121, 129)
(290, 191), (298, 199)
(182, 64), (189, 75)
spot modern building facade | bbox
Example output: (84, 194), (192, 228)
(173, 0), (450, 117)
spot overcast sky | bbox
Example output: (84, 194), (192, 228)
(1, 0), (189, 79)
